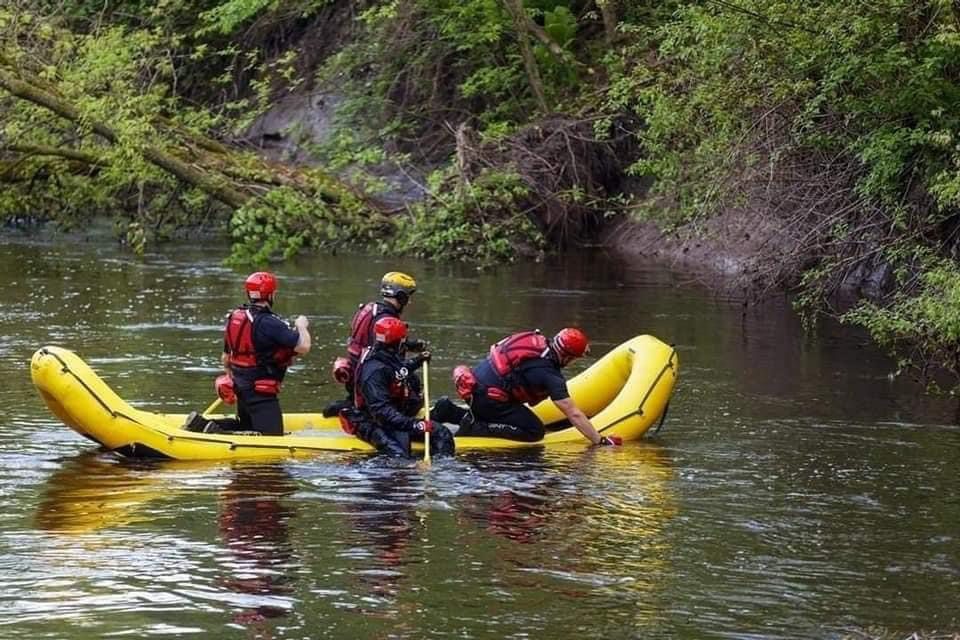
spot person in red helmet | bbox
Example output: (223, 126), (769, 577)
(432, 328), (620, 445)
(343, 316), (454, 459)
(217, 271), (311, 435)
(324, 271), (427, 417)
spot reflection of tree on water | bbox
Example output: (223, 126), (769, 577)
(217, 463), (298, 631)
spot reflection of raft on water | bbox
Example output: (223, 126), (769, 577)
(35, 454), (296, 535)
(30, 335), (678, 461)
(34, 453), (186, 533)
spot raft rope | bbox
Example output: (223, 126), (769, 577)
(597, 347), (677, 436)
(651, 400), (671, 435)
(41, 347), (149, 428)
(41, 344), (677, 451)
(40, 348), (364, 452)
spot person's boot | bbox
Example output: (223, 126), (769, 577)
(183, 411), (208, 432)
(202, 421), (222, 434)
(429, 424), (456, 457)
(432, 396), (468, 425)
(455, 409), (477, 435)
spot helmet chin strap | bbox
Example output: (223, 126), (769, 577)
(384, 293), (408, 310)
(547, 348), (566, 367)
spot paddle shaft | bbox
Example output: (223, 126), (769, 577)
(422, 361), (431, 463)
(203, 397), (222, 417)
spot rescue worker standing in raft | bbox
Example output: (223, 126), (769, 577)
(345, 316), (455, 458)
(220, 272), (312, 435)
(324, 271), (427, 416)
(433, 328), (621, 446)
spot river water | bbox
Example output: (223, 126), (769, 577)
(1, 233), (958, 639)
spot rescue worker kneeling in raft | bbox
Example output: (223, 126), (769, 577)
(188, 271), (311, 435)
(340, 316), (455, 458)
(432, 328), (621, 446)
(324, 271), (427, 417)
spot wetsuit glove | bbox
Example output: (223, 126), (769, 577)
(597, 435), (622, 446)
(406, 338), (428, 352)
(413, 419), (434, 434)
(408, 351), (432, 368)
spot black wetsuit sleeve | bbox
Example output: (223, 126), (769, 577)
(522, 362), (570, 401)
(359, 366), (418, 432)
(256, 314), (300, 348)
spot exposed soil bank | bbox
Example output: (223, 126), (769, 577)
(602, 210), (805, 296)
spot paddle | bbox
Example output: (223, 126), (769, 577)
(203, 397), (222, 417)
(422, 360), (431, 465)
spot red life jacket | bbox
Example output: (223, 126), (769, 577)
(224, 305), (296, 392)
(341, 301), (399, 385)
(353, 347), (410, 410)
(347, 302), (386, 359)
(485, 330), (551, 404)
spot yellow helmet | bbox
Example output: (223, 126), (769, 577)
(380, 272), (417, 303)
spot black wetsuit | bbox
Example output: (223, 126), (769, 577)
(352, 345), (455, 458)
(226, 306), (300, 435)
(456, 355), (570, 442)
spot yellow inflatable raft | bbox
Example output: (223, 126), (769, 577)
(30, 335), (678, 461)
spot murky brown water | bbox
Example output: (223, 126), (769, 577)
(1, 232), (958, 639)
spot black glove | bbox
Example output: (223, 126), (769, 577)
(406, 338), (428, 353)
(410, 351), (432, 367)
(323, 398), (352, 418)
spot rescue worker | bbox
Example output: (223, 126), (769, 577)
(324, 271), (426, 416)
(432, 328), (621, 446)
(342, 316), (455, 459)
(214, 271), (311, 435)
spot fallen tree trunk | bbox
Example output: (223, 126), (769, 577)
(0, 61), (365, 211)
(3, 143), (108, 167)
(0, 66), (252, 209)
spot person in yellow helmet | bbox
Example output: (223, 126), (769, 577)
(323, 271), (429, 417)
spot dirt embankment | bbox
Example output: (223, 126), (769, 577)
(604, 211), (794, 294)
(604, 143), (898, 301)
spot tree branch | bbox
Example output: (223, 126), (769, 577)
(502, 0), (549, 113)
(0, 65), (252, 208)
(3, 143), (108, 166)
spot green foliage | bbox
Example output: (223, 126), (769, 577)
(385, 169), (545, 265)
(612, 1), (960, 224)
(226, 186), (373, 265)
(0, 6), (220, 241)
(534, 6), (578, 90)
(316, 0), (591, 148)
(843, 260), (960, 393)
(602, 0), (960, 388)
(197, 0), (277, 35)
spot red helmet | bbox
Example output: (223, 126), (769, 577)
(374, 316), (408, 346)
(551, 327), (589, 363)
(245, 272), (277, 301)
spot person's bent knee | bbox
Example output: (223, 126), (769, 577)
(429, 425), (456, 457)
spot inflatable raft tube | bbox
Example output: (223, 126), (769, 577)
(30, 335), (678, 461)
